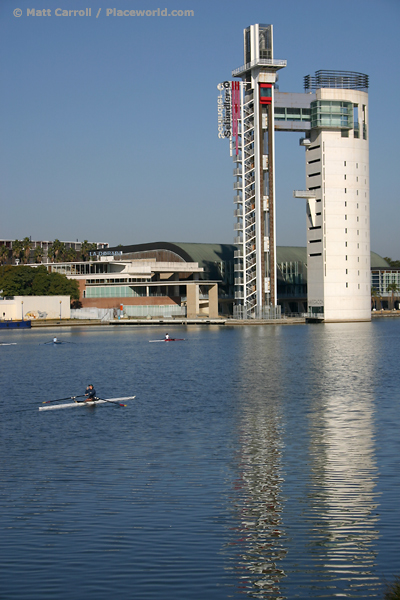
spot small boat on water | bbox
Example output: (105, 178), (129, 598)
(39, 396), (136, 411)
(43, 338), (74, 345)
(149, 338), (185, 343)
(0, 320), (31, 329)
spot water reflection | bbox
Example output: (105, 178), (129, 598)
(225, 324), (382, 599)
(227, 329), (288, 598)
(306, 325), (381, 597)
(233, 407), (287, 598)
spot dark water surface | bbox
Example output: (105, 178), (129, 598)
(0, 321), (399, 599)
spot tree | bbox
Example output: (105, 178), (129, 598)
(22, 237), (32, 264)
(33, 246), (43, 264)
(80, 240), (96, 261)
(371, 286), (379, 310)
(0, 265), (36, 296)
(386, 282), (399, 310)
(0, 245), (9, 266)
(65, 247), (78, 262)
(384, 257), (400, 268)
(384, 575), (400, 600)
(0, 265), (79, 300)
(48, 239), (66, 263)
(12, 240), (23, 264)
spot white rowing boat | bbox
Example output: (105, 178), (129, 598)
(39, 396), (136, 411)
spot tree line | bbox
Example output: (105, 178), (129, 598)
(0, 238), (98, 266)
(384, 257), (400, 268)
(0, 265), (79, 300)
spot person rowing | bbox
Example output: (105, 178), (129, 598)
(165, 333), (170, 340)
(75, 384), (97, 403)
(85, 384), (96, 401)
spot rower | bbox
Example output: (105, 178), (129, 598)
(165, 333), (170, 340)
(53, 337), (58, 343)
(85, 384), (96, 402)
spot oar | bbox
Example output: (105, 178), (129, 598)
(95, 397), (127, 407)
(42, 394), (86, 404)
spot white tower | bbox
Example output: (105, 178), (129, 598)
(299, 71), (370, 322)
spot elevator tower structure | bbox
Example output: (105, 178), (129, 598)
(230, 24), (286, 318)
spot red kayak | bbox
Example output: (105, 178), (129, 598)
(149, 338), (185, 343)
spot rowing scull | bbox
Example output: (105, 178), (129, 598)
(39, 396), (135, 411)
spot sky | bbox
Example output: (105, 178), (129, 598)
(1, 0), (399, 258)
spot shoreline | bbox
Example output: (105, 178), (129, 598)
(23, 310), (400, 327)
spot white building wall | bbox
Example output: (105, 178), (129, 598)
(307, 88), (370, 322)
(0, 296), (71, 320)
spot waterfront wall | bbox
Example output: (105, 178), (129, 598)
(0, 296), (71, 320)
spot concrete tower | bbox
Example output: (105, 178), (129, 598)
(298, 71), (370, 321)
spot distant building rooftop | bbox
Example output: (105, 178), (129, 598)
(303, 70), (369, 92)
(104, 242), (391, 275)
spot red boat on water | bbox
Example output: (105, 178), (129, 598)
(149, 338), (185, 343)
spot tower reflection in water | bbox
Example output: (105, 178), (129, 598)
(224, 324), (381, 599)
(306, 325), (380, 596)
(226, 329), (288, 598)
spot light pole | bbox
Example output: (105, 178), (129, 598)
(21, 300), (24, 321)
(59, 300), (62, 320)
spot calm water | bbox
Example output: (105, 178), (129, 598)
(0, 320), (399, 599)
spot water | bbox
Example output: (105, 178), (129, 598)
(0, 321), (399, 599)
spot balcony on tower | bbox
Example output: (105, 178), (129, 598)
(232, 24), (286, 78)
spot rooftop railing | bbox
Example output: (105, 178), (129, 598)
(233, 58), (287, 77)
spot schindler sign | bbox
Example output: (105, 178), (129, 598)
(217, 81), (232, 139)
(217, 81), (241, 155)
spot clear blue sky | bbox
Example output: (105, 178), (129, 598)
(1, 0), (399, 258)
